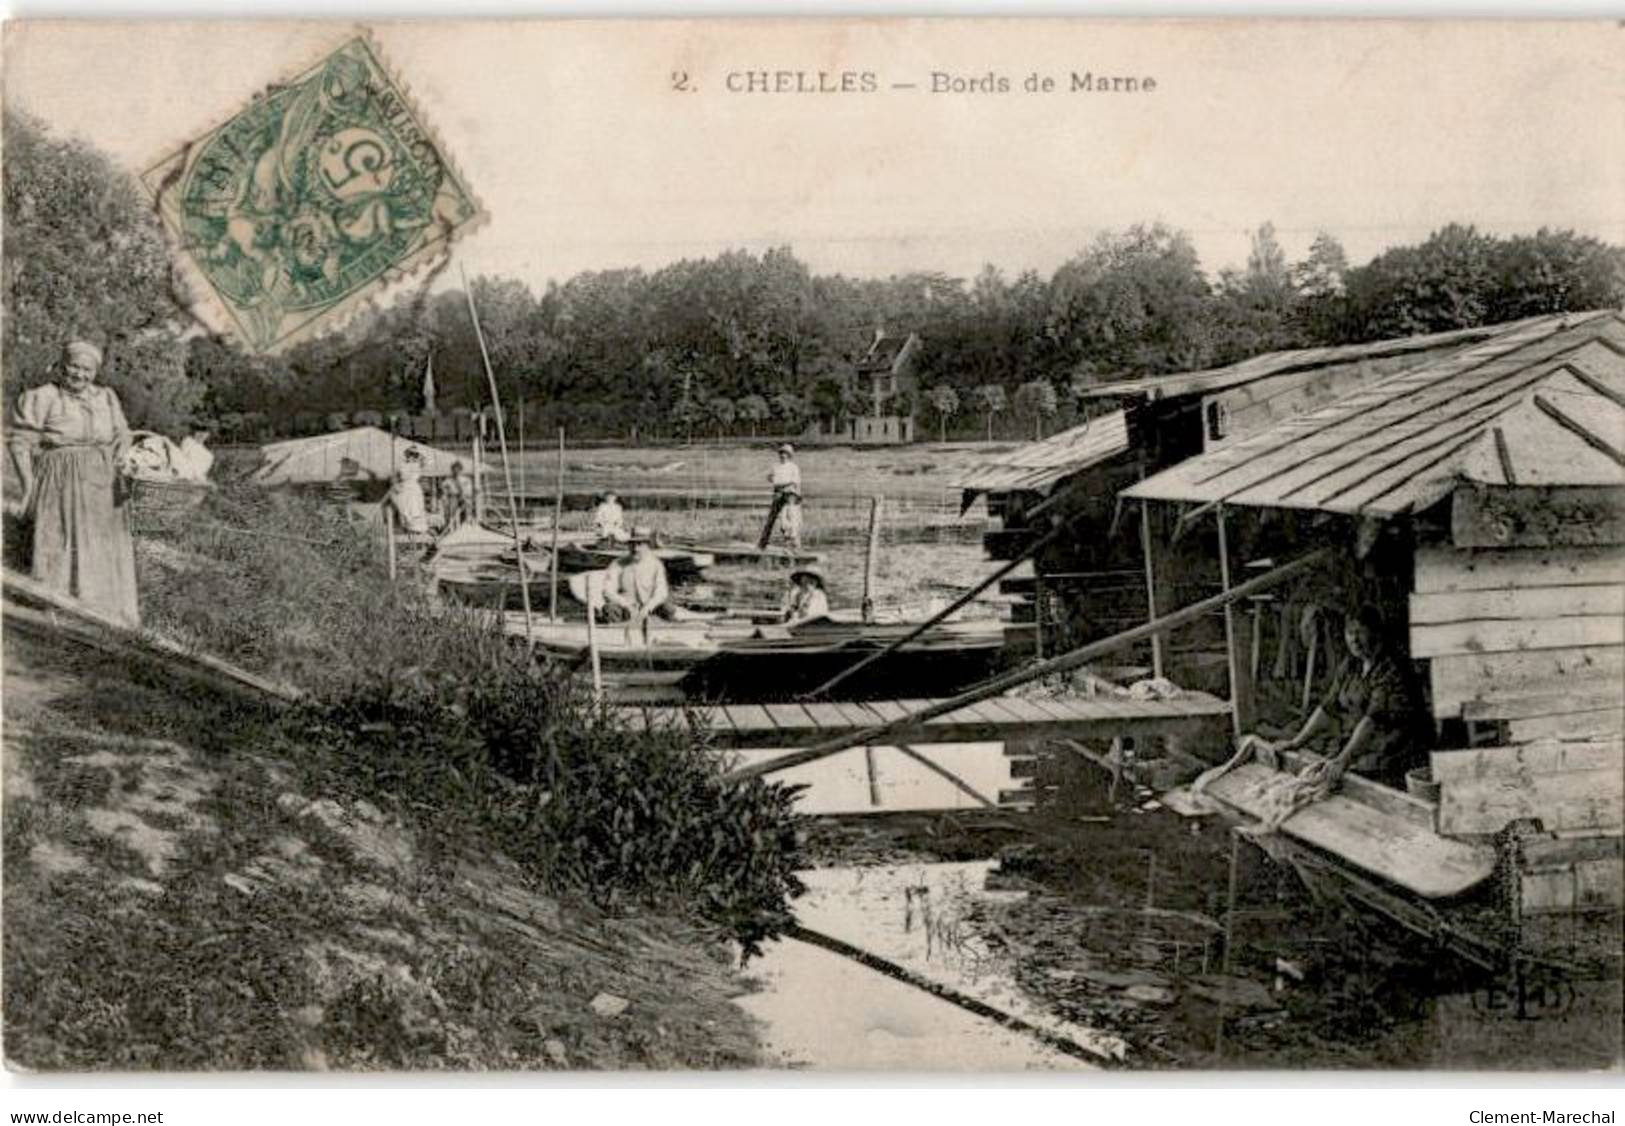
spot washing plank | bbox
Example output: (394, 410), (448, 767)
(1199, 762), (1496, 899)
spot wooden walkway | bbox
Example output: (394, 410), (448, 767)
(622, 691), (1230, 749)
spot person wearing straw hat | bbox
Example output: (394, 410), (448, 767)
(781, 564), (830, 626)
(601, 524), (671, 629)
(5, 339), (140, 625)
(756, 443), (802, 550)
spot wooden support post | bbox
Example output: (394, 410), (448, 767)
(1140, 499), (1164, 680)
(895, 744), (999, 809)
(471, 430), (483, 522)
(385, 504), (398, 581)
(585, 573), (603, 701)
(518, 394), (527, 502)
(1216, 503), (1254, 738)
(1300, 623), (1319, 717)
(862, 495), (883, 623)
(550, 428), (565, 620)
(1034, 570), (1046, 660)
(864, 745), (882, 808)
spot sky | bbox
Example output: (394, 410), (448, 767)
(5, 19), (1623, 292)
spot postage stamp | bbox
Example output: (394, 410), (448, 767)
(141, 33), (484, 354)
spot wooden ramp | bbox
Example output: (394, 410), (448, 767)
(621, 691), (1231, 749)
(1198, 763), (1497, 900)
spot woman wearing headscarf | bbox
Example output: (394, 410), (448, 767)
(6, 340), (140, 625)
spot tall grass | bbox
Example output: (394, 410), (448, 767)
(136, 484), (804, 952)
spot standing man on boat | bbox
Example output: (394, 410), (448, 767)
(756, 443), (802, 550)
(601, 525), (671, 634)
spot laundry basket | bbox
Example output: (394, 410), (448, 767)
(128, 475), (212, 535)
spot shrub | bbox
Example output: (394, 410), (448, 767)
(146, 485), (805, 954)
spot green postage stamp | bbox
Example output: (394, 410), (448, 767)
(143, 34), (483, 353)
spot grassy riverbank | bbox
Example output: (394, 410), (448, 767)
(4, 485), (806, 1070)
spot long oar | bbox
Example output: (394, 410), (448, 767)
(801, 515), (1080, 700)
(461, 266), (534, 650)
(727, 547), (1330, 783)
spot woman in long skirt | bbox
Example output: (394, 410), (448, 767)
(6, 339), (140, 626)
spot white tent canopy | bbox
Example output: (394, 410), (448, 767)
(252, 426), (485, 486)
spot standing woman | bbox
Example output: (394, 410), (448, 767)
(5, 340), (140, 626)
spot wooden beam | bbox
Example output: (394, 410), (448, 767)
(1432, 739), (1625, 835)
(1410, 614), (1623, 659)
(2, 575), (302, 707)
(725, 547), (1331, 781)
(1410, 584), (1623, 625)
(894, 744), (999, 809)
(1414, 544), (1625, 594)
(1139, 499), (1163, 678)
(1216, 504), (1253, 737)
(1508, 710), (1623, 742)
(1429, 645), (1625, 719)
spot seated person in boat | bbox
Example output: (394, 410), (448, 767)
(442, 460), (475, 529)
(781, 565), (831, 625)
(779, 486), (805, 553)
(592, 490), (628, 542)
(1249, 603), (1426, 789)
(600, 525), (672, 624)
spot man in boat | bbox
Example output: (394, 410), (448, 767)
(781, 565), (830, 626)
(600, 524), (671, 628)
(592, 490), (628, 542)
(1245, 603), (1427, 790)
(756, 443), (802, 549)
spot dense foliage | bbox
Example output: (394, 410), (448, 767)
(7, 111), (1623, 443)
(1, 110), (202, 432)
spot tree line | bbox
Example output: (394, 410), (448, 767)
(7, 109), (1623, 442)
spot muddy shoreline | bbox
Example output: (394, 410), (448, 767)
(795, 748), (1624, 1071)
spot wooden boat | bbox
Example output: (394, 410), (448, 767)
(500, 608), (1013, 702)
(659, 538), (824, 567)
(552, 541), (715, 581)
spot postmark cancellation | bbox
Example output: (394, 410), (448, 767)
(141, 33), (484, 354)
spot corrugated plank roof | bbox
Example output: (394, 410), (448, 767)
(1084, 318), (1544, 402)
(1125, 311), (1625, 515)
(952, 410), (1131, 494)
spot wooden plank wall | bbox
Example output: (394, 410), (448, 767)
(1431, 739), (1624, 837)
(1412, 545), (1625, 723)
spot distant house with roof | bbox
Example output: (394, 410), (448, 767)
(845, 330), (921, 443)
